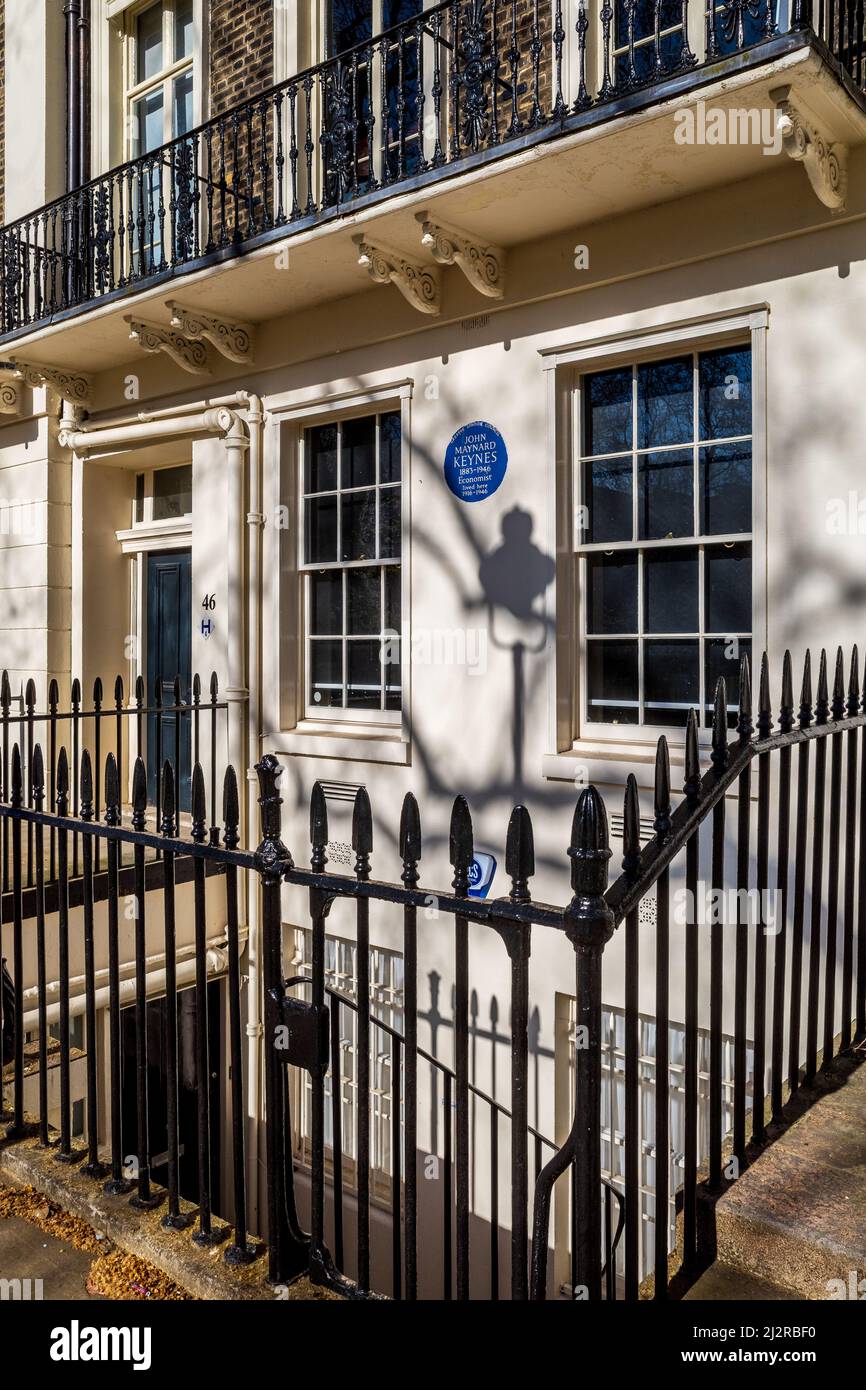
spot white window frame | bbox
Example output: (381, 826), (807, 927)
(124, 0), (204, 158)
(270, 384), (412, 738)
(542, 309), (768, 753)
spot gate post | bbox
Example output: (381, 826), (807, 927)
(255, 753), (307, 1284)
(564, 786), (615, 1302)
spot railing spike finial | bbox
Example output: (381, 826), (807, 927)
(622, 773), (642, 877)
(161, 761), (176, 837)
(737, 652), (753, 742)
(71, 677), (81, 708)
(506, 804), (535, 903)
(815, 648), (829, 725)
(399, 792), (422, 886)
(832, 645), (846, 720)
(193, 673), (201, 702)
(32, 743), (45, 804)
(683, 708), (701, 804)
(779, 649), (794, 733)
(191, 762), (208, 843)
(173, 674), (182, 708)
(848, 644), (861, 718)
(80, 748), (94, 817)
(56, 745), (69, 812)
(352, 786), (373, 877)
(210, 670), (219, 700)
(757, 652), (773, 738)
(48, 677), (59, 711)
(135, 673), (145, 705)
(310, 780), (329, 873)
(154, 674), (163, 708)
(104, 752), (121, 826)
(253, 754), (293, 874)
(11, 742), (23, 807)
(25, 677), (36, 710)
(450, 794), (474, 895)
(567, 784), (612, 901)
(711, 678), (729, 773)
(653, 736), (672, 836)
(93, 675), (103, 707)
(114, 674), (124, 707)
(1, 669), (10, 709)
(131, 757), (147, 829)
(799, 649), (813, 727)
(222, 766), (240, 849)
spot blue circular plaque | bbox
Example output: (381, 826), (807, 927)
(444, 422), (508, 503)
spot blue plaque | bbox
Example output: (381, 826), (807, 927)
(445, 422), (508, 503)
(467, 852), (497, 900)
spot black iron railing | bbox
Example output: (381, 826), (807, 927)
(1, 648), (865, 1299)
(0, 0), (862, 340)
(0, 669), (228, 890)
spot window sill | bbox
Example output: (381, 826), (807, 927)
(542, 740), (751, 798)
(273, 722), (409, 766)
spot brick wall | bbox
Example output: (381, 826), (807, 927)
(209, 0), (274, 116)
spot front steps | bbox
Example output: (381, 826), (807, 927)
(687, 1053), (866, 1300)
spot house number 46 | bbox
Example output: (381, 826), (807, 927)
(201, 594), (216, 639)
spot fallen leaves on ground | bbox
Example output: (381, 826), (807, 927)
(0, 1183), (102, 1252)
(86, 1249), (189, 1301)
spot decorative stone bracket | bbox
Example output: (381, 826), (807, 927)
(5, 360), (93, 409)
(124, 316), (212, 375)
(416, 214), (506, 299)
(0, 375), (22, 416)
(770, 87), (848, 212)
(353, 236), (441, 316)
(166, 300), (255, 364)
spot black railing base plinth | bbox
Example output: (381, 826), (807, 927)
(162, 1211), (193, 1232)
(4, 1120), (36, 1142)
(192, 1224), (230, 1248)
(224, 1240), (262, 1266)
(81, 1159), (110, 1181)
(129, 1192), (164, 1212)
(103, 1176), (135, 1197)
(54, 1147), (84, 1166)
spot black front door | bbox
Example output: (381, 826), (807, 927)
(146, 550), (192, 809)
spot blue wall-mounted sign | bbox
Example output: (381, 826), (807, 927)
(467, 852), (497, 900)
(445, 422), (508, 503)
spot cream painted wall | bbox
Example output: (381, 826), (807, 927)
(3, 0), (66, 221)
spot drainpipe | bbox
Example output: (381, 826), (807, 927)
(242, 393), (265, 1232)
(64, 1), (82, 193)
(78, 0), (91, 187)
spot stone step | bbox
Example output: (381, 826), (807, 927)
(684, 1262), (801, 1301)
(711, 1058), (866, 1299)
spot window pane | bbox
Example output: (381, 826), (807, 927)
(152, 464), (192, 519)
(584, 456), (632, 543)
(311, 571), (343, 635)
(699, 443), (751, 535)
(587, 640), (639, 723)
(347, 640), (382, 709)
(342, 417), (376, 489)
(583, 367), (632, 456)
(385, 566), (401, 634)
(135, 89), (164, 156)
(705, 638), (751, 727)
(331, 0), (373, 55)
(705, 543), (751, 633)
(637, 448), (693, 540)
(699, 346), (752, 441)
(173, 72), (194, 139)
(347, 567), (381, 635)
(135, 472), (145, 524)
(341, 491), (377, 561)
(379, 487), (401, 560)
(637, 356), (693, 449)
(644, 547), (699, 633)
(175, 0), (194, 59)
(380, 411), (402, 482)
(306, 497), (338, 563)
(137, 3), (164, 83)
(305, 425), (338, 493)
(311, 640), (343, 708)
(644, 640), (699, 727)
(587, 553), (638, 634)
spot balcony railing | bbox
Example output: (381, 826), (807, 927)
(0, 0), (862, 341)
